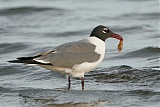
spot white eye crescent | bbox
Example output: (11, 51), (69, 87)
(102, 28), (109, 33)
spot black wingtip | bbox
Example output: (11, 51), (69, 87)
(16, 55), (41, 60)
(7, 60), (23, 63)
(8, 59), (52, 65)
(17, 57), (33, 60)
(8, 54), (52, 65)
(8, 56), (37, 63)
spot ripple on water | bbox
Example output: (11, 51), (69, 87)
(87, 65), (160, 83)
(0, 7), (66, 16)
(0, 43), (28, 55)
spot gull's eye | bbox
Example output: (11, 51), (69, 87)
(102, 28), (109, 33)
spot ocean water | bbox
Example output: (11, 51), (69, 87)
(0, 0), (159, 107)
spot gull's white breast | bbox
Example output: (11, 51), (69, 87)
(70, 37), (106, 77)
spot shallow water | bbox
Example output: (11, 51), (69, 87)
(0, 0), (159, 107)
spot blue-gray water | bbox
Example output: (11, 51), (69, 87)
(0, 0), (159, 107)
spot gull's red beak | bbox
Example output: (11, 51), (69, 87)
(111, 34), (123, 41)
(111, 34), (123, 52)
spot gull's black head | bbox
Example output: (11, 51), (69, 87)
(90, 25), (123, 41)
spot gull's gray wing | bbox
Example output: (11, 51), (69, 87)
(34, 41), (100, 68)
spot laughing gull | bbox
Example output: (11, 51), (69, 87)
(8, 25), (123, 90)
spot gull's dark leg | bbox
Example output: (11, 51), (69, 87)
(68, 76), (71, 90)
(81, 77), (84, 90)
